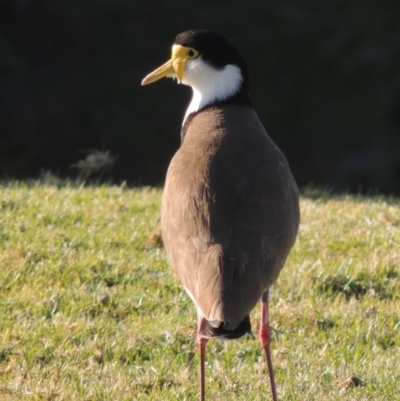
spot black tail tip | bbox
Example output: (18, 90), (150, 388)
(200, 315), (251, 340)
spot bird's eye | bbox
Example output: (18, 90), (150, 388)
(186, 48), (198, 59)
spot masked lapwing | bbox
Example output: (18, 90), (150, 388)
(142, 30), (300, 401)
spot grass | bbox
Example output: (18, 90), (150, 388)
(0, 183), (399, 400)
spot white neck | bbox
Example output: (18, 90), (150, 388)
(180, 59), (243, 125)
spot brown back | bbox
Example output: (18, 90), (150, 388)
(162, 105), (300, 329)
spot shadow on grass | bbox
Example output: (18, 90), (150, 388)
(300, 185), (400, 204)
(315, 267), (399, 300)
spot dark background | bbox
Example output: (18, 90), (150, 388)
(1, 1), (400, 194)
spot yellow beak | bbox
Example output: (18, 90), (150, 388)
(141, 45), (189, 85)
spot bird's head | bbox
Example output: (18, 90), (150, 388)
(142, 30), (251, 113)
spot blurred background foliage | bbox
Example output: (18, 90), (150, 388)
(1, 0), (400, 193)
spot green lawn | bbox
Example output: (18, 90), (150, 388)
(1, 183), (399, 400)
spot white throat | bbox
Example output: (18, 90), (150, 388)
(180, 58), (243, 124)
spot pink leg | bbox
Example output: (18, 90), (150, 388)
(259, 291), (278, 401)
(197, 320), (209, 401)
